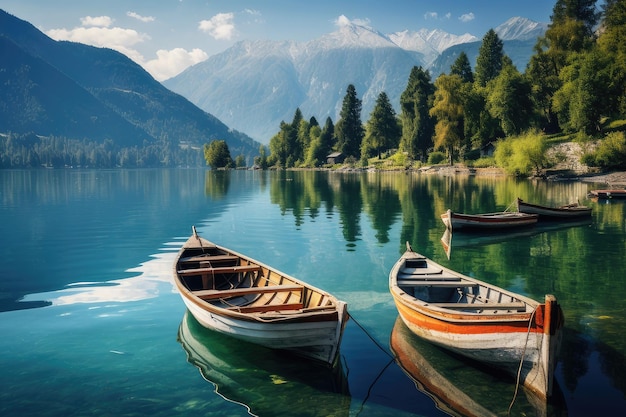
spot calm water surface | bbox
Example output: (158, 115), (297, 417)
(1, 169), (625, 417)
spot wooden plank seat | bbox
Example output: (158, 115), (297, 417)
(397, 279), (478, 288)
(400, 266), (443, 275)
(228, 302), (304, 314)
(398, 273), (459, 280)
(179, 254), (239, 264)
(178, 264), (261, 276)
(193, 284), (304, 300)
(430, 302), (526, 310)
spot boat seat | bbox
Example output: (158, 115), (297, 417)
(430, 302), (526, 310)
(227, 302), (304, 313)
(398, 273), (458, 280)
(397, 279), (477, 288)
(178, 254), (239, 264)
(400, 266), (443, 275)
(178, 265), (261, 276)
(193, 284), (304, 300)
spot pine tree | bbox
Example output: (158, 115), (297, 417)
(364, 92), (401, 159)
(399, 66), (435, 161)
(475, 29), (504, 87)
(335, 84), (364, 159)
(450, 52), (474, 83)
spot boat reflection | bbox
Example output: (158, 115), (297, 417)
(441, 218), (592, 259)
(390, 317), (567, 417)
(177, 311), (351, 416)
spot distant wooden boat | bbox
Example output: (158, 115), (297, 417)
(390, 317), (564, 417)
(173, 226), (348, 365)
(588, 189), (626, 199)
(177, 311), (351, 417)
(389, 242), (564, 399)
(516, 198), (591, 219)
(441, 209), (538, 231)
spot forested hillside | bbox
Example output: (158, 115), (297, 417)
(0, 10), (260, 168)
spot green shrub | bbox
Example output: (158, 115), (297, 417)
(427, 151), (446, 165)
(472, 157), (496, 168)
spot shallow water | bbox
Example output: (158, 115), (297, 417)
(1, 168), (624, 416)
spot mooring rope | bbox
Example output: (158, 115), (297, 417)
(508, 306), (538, 415)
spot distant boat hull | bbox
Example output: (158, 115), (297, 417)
(516, 198), (592, 219)
(588, 189), (626, 199)
(173, 226), (348, 365)
(441, 209), (538, 230)
(389, 242), (563, 399)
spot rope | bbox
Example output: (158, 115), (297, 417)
(507, 306), (538, 415)
(347, 311), (393, 359)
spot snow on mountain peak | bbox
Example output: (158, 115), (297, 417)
(495, 17), (548, 41)
(314, 15), (397, 49)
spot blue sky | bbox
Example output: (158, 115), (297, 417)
(3, 0), (557, 81)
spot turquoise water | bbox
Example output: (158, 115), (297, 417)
(1, 169), (624, 416)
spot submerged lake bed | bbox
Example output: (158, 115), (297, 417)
(1, 168), (625, 416)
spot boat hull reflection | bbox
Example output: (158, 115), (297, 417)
(177, 311), (351, 416)
(390, 317), (567, 417)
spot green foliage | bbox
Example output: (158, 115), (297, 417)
(493, 131), (548, 176)
(363, 92), (401, 159)
(486, 63), (534, 136)
(335, 84), (364, 159)
(474, 29), (504, 87)
(203, 140), (233, 170)
(399, 66), (435, 160)
(585, 131), (626, 169)
(472, 157), (496, 168)
(430, 74), (465, 163)
(427, 151), (446, 165)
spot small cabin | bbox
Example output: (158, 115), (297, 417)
(480, 142), (496, 158)
(326, 152), (345, 164)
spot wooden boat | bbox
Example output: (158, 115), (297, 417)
(516, 198), (591, 219)
(388, 242), (564, 399)
(588, 189), (626, 199)
(441, 209), (538, 231)
(390, 317), (565, 417)
(177, 311), (351, 417)
(173, 226), (348, 365)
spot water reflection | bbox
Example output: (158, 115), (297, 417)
(390, 317), (568, 417)
(177, 311), (351, 417)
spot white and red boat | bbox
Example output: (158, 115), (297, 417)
(516, 198), (592, 219)
(389, 242), (564, 399)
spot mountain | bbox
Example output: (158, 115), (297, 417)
(0, 9), (260, 166)
(164, 17), (547, 144)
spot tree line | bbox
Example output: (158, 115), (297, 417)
(238, 0), (625, 172)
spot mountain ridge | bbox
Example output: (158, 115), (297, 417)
(164, 16), (547, 143)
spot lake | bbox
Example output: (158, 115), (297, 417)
(1, 168), (624, 417)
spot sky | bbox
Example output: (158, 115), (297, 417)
(3, 0), (557, 82)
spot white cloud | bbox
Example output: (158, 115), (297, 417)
(459, 13), (475, 23)
(46, 26), (148, 49)
(199, 12), (235, 40)
(334, 15), (371, 29)
(45, 15), (209, 82)
(127, 11), (155, 23)
(80, 15), (114, 27)
(144, 48), (208, 81)
(424, 12), (438, 20)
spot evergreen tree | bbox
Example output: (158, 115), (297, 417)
(475, 29), (504, 87)
(399, 66), (435, 161)
(335, 84), (364, 159)
(450, 52), (474, 83)
(363, 92), (401, 159)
